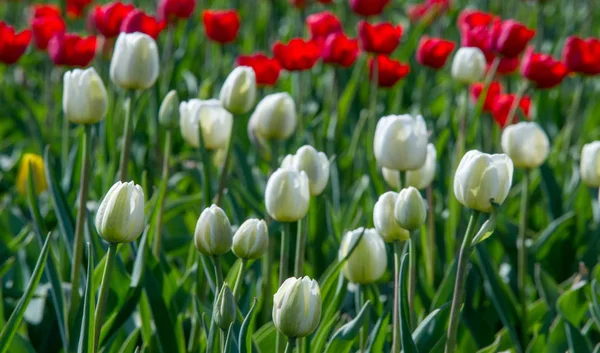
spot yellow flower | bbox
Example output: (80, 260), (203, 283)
(16, 153), (47, 196)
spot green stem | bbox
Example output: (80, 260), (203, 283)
(118, 90), (135, 182)
(561, 78), (584, 161)
(214, 122), (234, 206)
(284, 338), (297, 353)
(233, 259), (247, 299)
(198, 122), (213, 208)
(392, 240), (403, 353)
(152, 130), (171, 258)
(293, 217), (306, 277)
(408, 234), (417, 329)
(518, 170), (530, 348)
(536, 3), (544, 50)
(93, 242), (119, 353)
(445, 211), (481, 353)
(69, 125), (92, 320)
(220, 329), (225, 353)
(207, 256), (224, 353)
(295, 71), (304, 143)
(356, 285), (367, 353)
(426, 186), (436, 286)
(503, 82), (530, 128)
(277, 222), (291, 353)
(61, 110), (69, 169)
(456, 89), (469, 165)
(366, 57), (379, 164)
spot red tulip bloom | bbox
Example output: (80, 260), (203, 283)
(350, 0), (390, 17)
(562, 36), (600, 75)
(203, 10), (241, 44)
(48, 32), (97, 67)
(520, 47), (568, 89)
(322, 33), (359, 67)
(493, 56), (519, 75)
(30, 5), (66, 50)
(491, 93), (531, 127)
(158, 0), (196, 21)
(407, 3), (429, 22)
(121, 10), (166, 39)
(470, 81), (502, 112)
(93, 2), (135, 38)
(489, 19), (535, 58)
(0, 22), (32, 65)
(273, 39), (321, 71)
(358, 21), (402, 55)
(67, 0), (93, 18)
(416, 36), (455, 69)
(369, 55), (410, 88)
(237, 54), (282, 86)
(457, 9), (494, 33)
(306, 11), (342, 40)
(461, 26), (494, 61)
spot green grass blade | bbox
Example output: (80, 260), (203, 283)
(77, 243), (94, 353)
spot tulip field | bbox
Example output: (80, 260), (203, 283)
(3, 0), (600, 352)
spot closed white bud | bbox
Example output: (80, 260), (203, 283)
(265, 168), (310, 222)
(194, 205), (233, 256)
(248, 93), (297, 141)
(394, 187), (427, 231)
(232, 219), (269, 260)
(338, 228), (387, 284)
(454, 150), (514, 213)
(159, 90), (179, 128)
(213, 284), (236, 330)
(95, 181), (145, 244)
(281, 145), (329, 196)
(581, 141), (600, 187)
(63, 67), (108, 124)
(273, 276), (322, 338)
(373, 192), (409, 242)
(110, 32), (159, 90)
(501, 122), (550, 169)
(451, 47), (486, 84)
(220, 66), (257, 114)
(179, 99), (233, 150)
(405, 144), (437, 189)
(374, 114), (428, 171)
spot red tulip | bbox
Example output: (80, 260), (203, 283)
(202, 10), (240, 44)
(562, 36), (600, 75)
(93, 2), (135, 38)
(322, 33), (359, 67)
(489, 19), (535, 58)
(67, 0), (93, 18)
(461, 26), (494, 61)
(121, 10), (166, 39)
(289, 0), (307, 8)
(406, 3), (429, 22)
(492, 56), (519, 75)
(520, 47), (568, 89)
(273, 39), (321, 71)
(350, 0), (390, 17)
(358, 21), (402, 55)
(30, 5), (66, 50)
(0, 22), (31, 65)
(407, 0), (449, 24)
(470, 81), (502, 112)
(457, 9), (494, 33)
(48, 32), (97, 67)
(306, 11), (342, 40)
(317, 0), (334, 3)
(237, 54), (282, 86)
(491, 93), (531, 127)
(157, 0), (196, 21)
(369, 55), (410, 88)
(416, 36), (455, 69)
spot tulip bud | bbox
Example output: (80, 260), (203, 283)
(405, 143), (437, 189)
(220, 66), (257, 114)
(16, 153), (47, 196)
(454, 150), (514, 213)
(281, 145), (330, 196)
(248, 93), (297, 141)
(265, 168), (310, 222)
(232, 219), (269, 260)
(581, 141), (600, 187)
(338, 228), (387, 284)
(63, 68), (108, 125)
(501, 122), (549, 169)
(159, 90), (179, 128)
(272, 276), (322, 338)
(194, 205), (233, 256)
(95, 181), (145, 243)
(394, 187), (427, 231)
(373, 192), (409, 242)
(451, 47), (486, 84)
(374, 114), (428, 171)
(179, 99), (233, 150)
(213, 284), (236, 330)
(110, 32), (160, 90)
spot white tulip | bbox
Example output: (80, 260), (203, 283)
(213, 284), (236, 330)
(373, 192), (409, 243)
(451, 47), (486, 84)
(179, 99), (233, 150)
(248, 93), (297, 141)
(338, 228), (387, 284)
(265, 168), (310, 222)
(232, 219), (269, 260)
(159, 90), (179, 128)
(194, 205), (233, 256)
(110, 32), (159, 90)
(220, 66), (257, 114)
(454, 150), (514, 213)
(273, 276), (322, 338)
(281, 145), (329, 196)
(95, 181), (145, 243)
(63, 67), (108, 124)
(501, 122), (550, 169)
(394, 187), (427, 231)
(581, 141), (600, 187)
(406, 144), (437, 189)
(374, 114), (428, 171)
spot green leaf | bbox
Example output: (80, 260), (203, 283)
(324, 300), (372, 353)
(531, 211), (575, 255)
(77, 243), (94, 353)
(540, 163), (563, 219)
(471, 206), (498, 246)
(254, 322), (277, 353)
(0, 232), (51, 353)
(564, 320), (592, 353)
(534, 264), (561, 315)
(365, 313), (390, 353)
(413, 302), (450, 352)
(118, 329), (140, 353)
(557, 282), (588, 327)
(547, 317), (569, 353)
(239, 298), (258, 353)
(399, 254), (419, 353)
